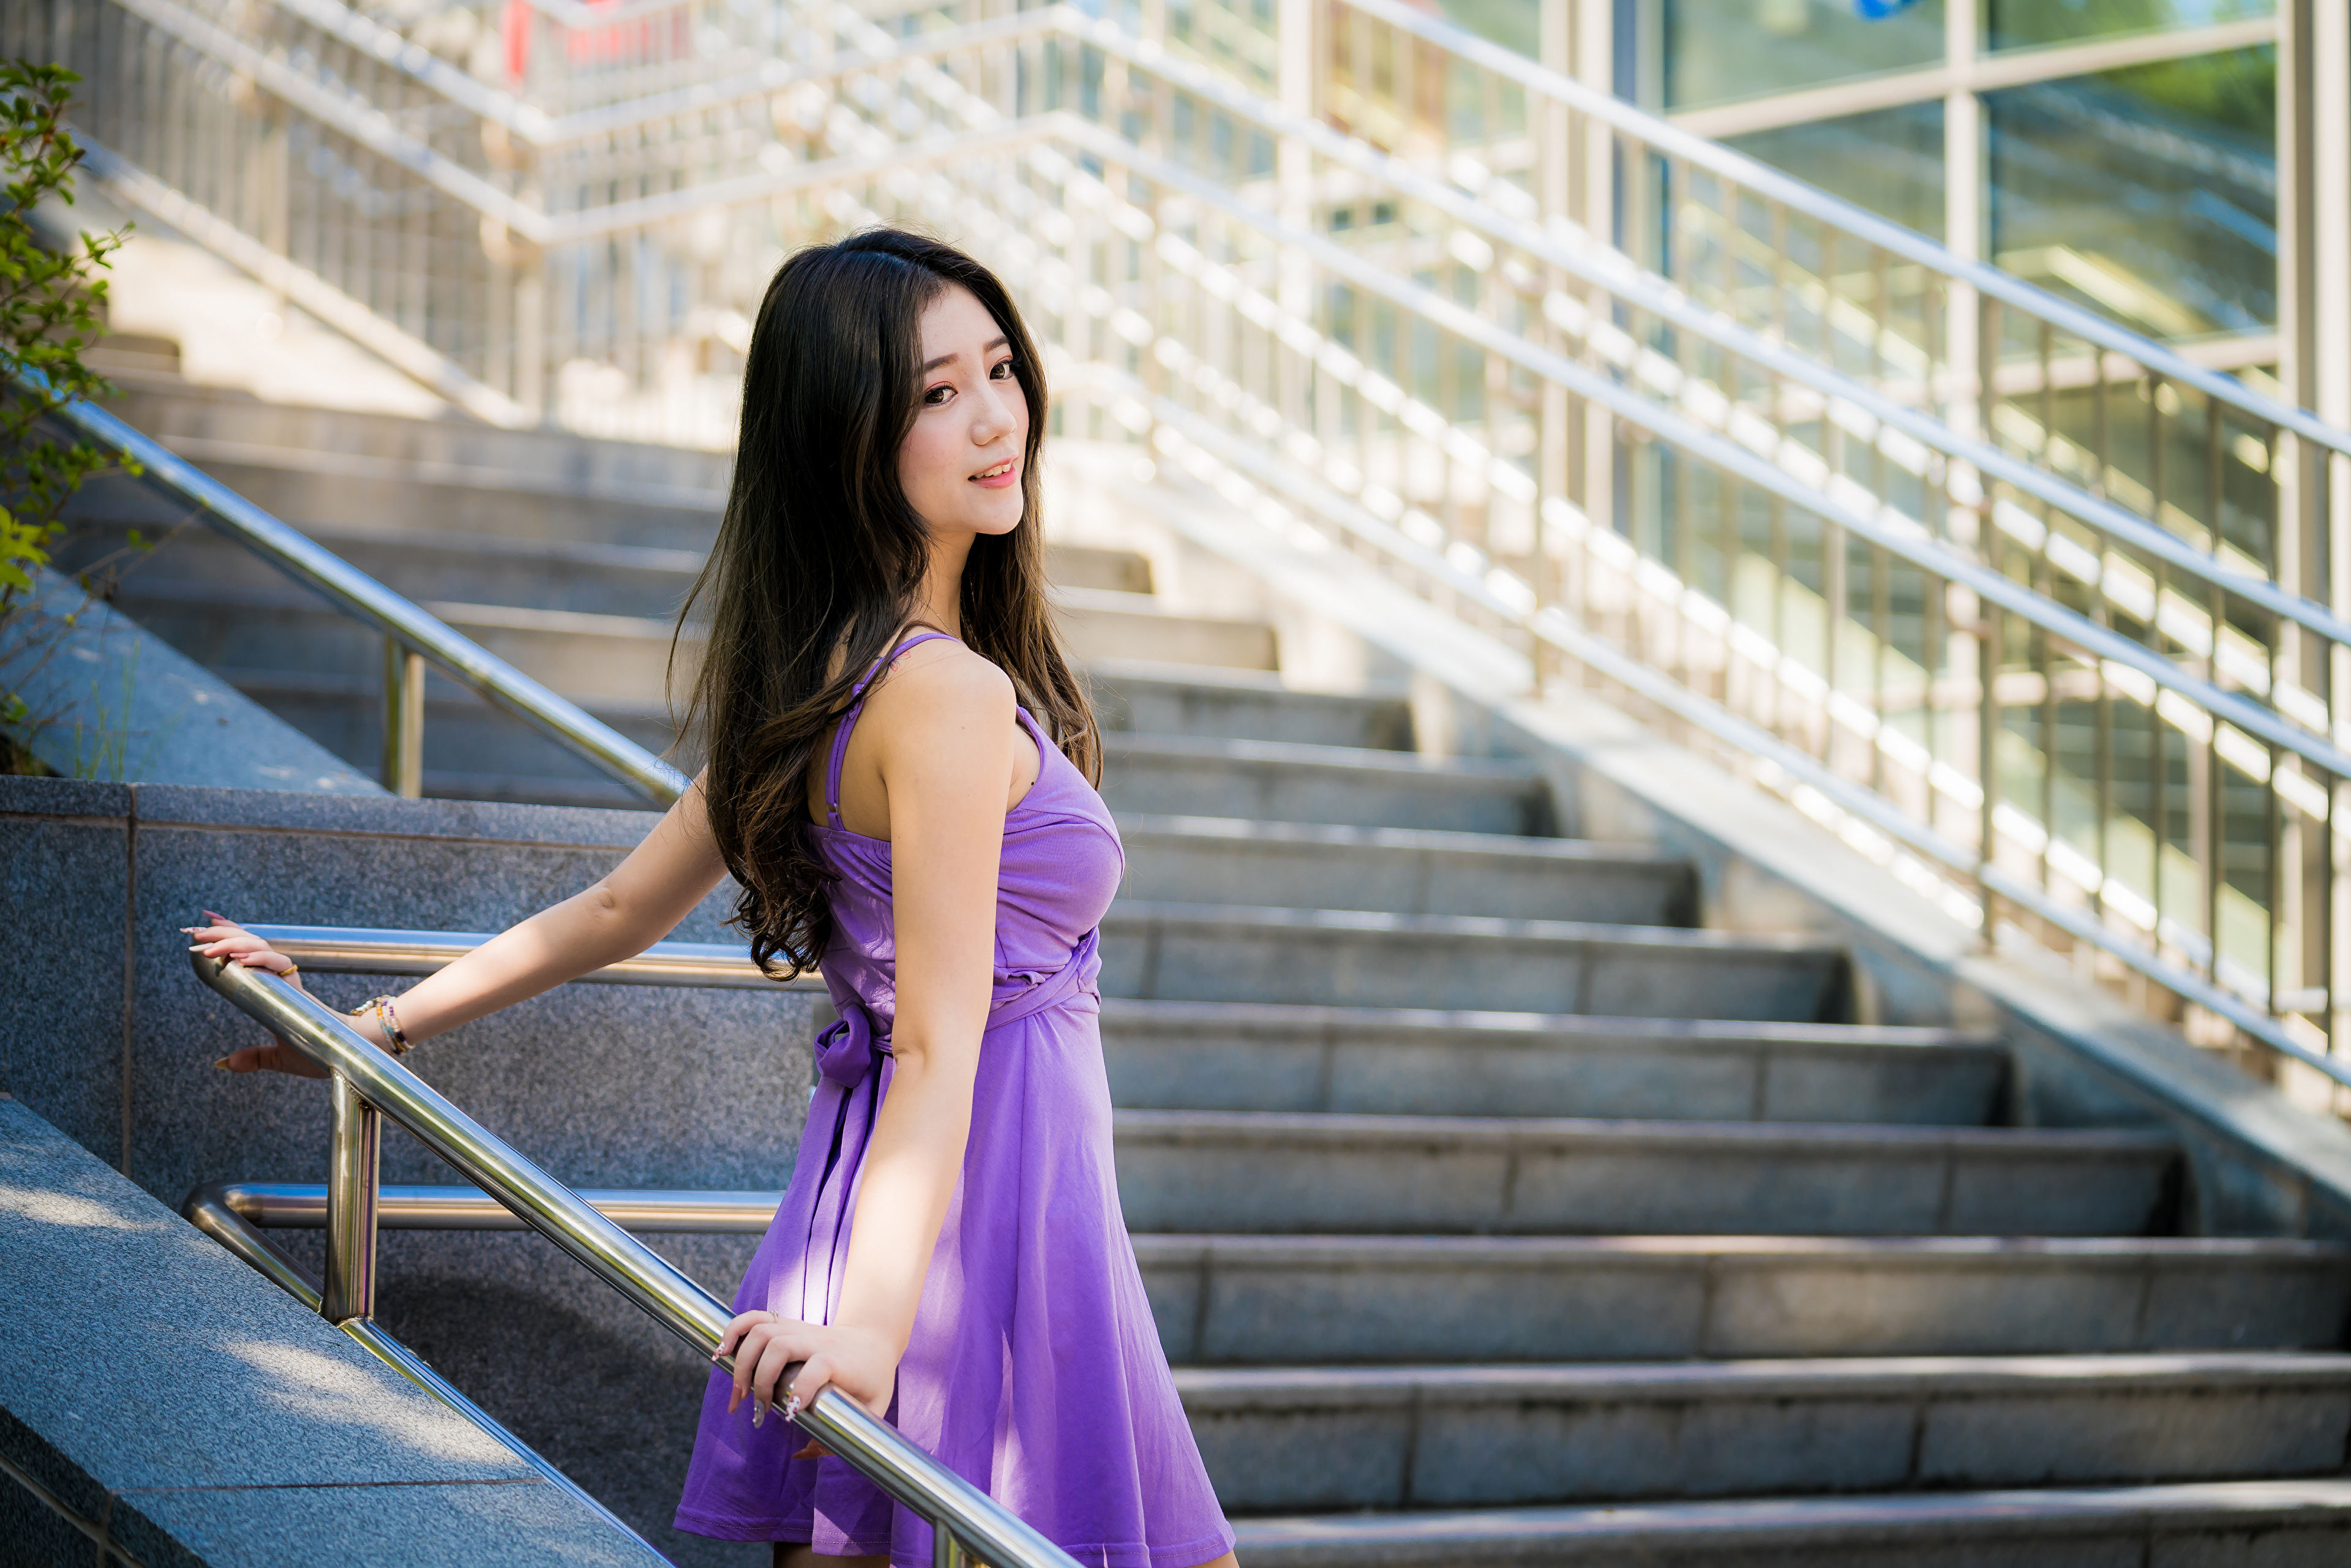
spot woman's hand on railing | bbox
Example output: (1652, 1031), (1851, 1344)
(715, 1310), (899, 1450)
(190, 913), (334, 1078)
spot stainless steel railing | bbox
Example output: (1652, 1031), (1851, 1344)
(21, 369), (689, 808)
(196, 1180), (786, 1232)
(243, 923), (798, 988)
(187, 945), (1079, 1568)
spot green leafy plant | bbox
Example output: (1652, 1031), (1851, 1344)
(0, 59), (136, 775)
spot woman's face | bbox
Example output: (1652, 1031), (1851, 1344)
(898, 283), (1029, 540)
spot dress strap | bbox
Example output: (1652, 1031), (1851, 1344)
(824, 630), (961, 828)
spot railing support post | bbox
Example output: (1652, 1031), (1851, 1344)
(932, 1525), (967, 1568)
(381, 637), (424, 797)
(323, 1073), (381, 1324)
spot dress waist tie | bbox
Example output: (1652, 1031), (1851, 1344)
(795, 931), (1102, 1327)
(811, 928), (1101, 1090)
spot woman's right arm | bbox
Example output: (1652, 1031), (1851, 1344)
(206, 773), (732, 1074)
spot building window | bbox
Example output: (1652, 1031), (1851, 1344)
(1984, 0), (2275, 54)
(1986, 45), (2277, 337)
(1727, 100), (1948, 240)
(1666, 0), (1946, 111)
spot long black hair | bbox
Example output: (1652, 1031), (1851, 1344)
(671, 228), (1097, 979)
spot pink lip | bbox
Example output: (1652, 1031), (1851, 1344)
(970, 457), (1019, 490)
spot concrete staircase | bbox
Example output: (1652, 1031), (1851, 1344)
(67, 375), (2351, 1564)
(1082, 669), (2351, 1562)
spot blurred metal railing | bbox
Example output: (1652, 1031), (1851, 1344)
(32, 0), (2351, 1089)
(187, 943), (1079, 1568)
(242, 921), (795, 986)
(19, 369), (688, 805)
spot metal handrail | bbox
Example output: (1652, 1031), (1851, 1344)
(201, 1180), (786, 1232)
(22, 369), (690, 808)
(243, 923), (801, 989)
(187, 948), (1081, 1568)
(1332, 0), (2351, 463)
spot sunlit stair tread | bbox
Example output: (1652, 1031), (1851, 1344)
(1179, 1350), (2351, 1400)
(1097, 903), (1850, 1019)
(1225, 1480), (2351, 1565)
(1049, 587), (1280, 669)
(1111, 1111), (2176, 1237)
(1099, 997), (2004, 1122)
(101, 370), (735, 495)
(1116, 814), (1685, 863)
(138, 428), (729, 508)
(1113, 1108), (2175, 1152)
(86, 531), (1156, 647)
(1177, 1354), (2351, 1511)
(1087, 656), (1414, 749)
(1101, 733), (1554, 833)
(1131, 1234), (2351, 1363)
(1115, 814), (1697, 923)
(1103, 730), (1548, 779)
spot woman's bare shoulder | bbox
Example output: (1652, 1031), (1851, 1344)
(865, 638), (1016, 736)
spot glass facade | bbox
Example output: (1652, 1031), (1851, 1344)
(1985, 0), (2275, 53)
(1727, 100), (1948, 241)
(1648, 0), (2282, 350)
(1987, 47), (2277, 336)
(1667, 0), (1945, 110)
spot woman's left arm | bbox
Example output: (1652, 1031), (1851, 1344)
(719, 650), (1014, 1425)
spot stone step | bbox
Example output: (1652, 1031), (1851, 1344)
(1116, 816), (1696, 925)
(81, 519), (705, 620)
(101, 371), (735, 496)
(1134, 1235), (2351, 1365)
(66, 444), (722, 552)
(1102, 735), (1554, 836)
(1098, 1002), (2006, 1123)
(69, 513), (1150, 617)
(1177, 1353), (2351, 1513)
(1098, 905), (1851, 1020)
(1090, 660), (1414, 750)
(1054, 588), (1278, 670)
(98, 579), (1270, 710)
(214, 673), (677, 808)
(1227, 1480), (2351, 1566)
(1111, 1112), (2177, 1236)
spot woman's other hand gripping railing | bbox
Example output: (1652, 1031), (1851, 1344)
(18, 366), (688, 807)
(186, 946), (1082, 1568)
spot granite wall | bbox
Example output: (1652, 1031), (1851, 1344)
(0, 776), (816, 1567)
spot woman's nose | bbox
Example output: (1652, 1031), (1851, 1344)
(973, 381), (1019, 443)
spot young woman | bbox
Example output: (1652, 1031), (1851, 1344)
(198, 228), (1239, 1568)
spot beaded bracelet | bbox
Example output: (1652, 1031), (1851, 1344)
(359, 994), (413, 1056)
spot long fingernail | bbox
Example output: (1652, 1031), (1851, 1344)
(212, 1057), (230, 1070)
(751, 1401), (766, 1428)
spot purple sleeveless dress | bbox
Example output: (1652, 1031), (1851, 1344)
(673, 634), (1234, 1568)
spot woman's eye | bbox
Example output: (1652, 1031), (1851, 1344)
(923, 384), (953, 405)
(989, 359), (1015, 380)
